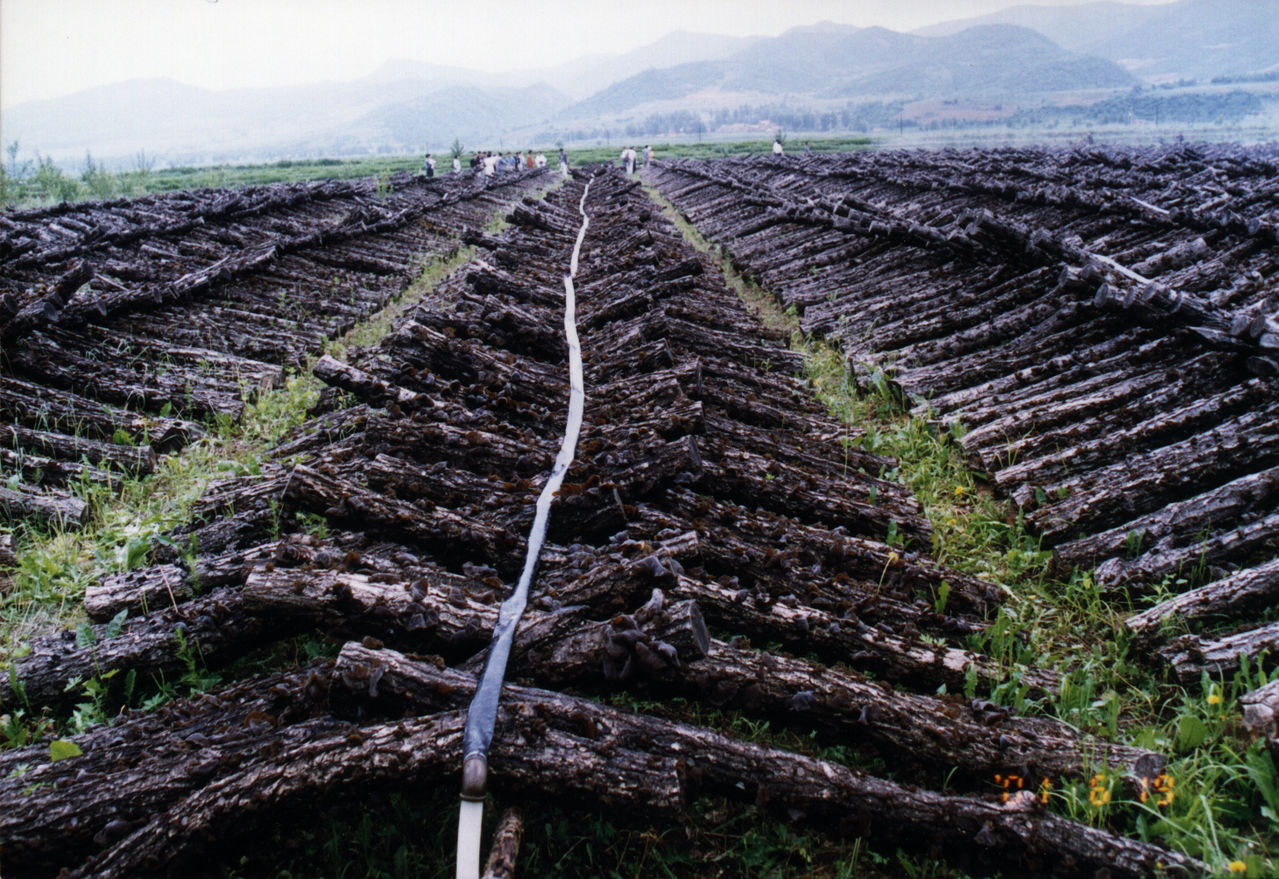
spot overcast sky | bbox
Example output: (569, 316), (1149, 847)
(2, 0), (1179, 109)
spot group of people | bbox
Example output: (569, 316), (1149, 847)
(618, 145), (654, 174)
(424, 150), (554, 179)
(466, 150), (548, 177)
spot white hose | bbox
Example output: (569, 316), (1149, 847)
(455, 174), (595, 879)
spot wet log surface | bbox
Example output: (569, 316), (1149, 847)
(647, 146), (1279, 667)
(0, 167), (1197, 878)
(1, 169), (551, 526)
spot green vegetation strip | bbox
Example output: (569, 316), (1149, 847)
(643, 180), (1278, 877)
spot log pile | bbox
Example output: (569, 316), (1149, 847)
(646, 145), (1279, 683)
(0, 167), (1196, 877)
(1, 169), (550, 528)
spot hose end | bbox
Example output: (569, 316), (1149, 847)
(461, 753), (488, 801)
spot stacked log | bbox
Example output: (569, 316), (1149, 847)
(0, 168), (1195, 877)
(1, 168), (550, 528)
(647, 146), (1279, 683)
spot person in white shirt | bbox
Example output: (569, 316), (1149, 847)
(772, 140), (784, 157)
(483, 153), (497, 177)
(452, 155), (462, 173)
(535, 152), (547, 168)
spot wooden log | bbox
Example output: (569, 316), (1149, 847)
(11, 331), (249, 419)
(658, 639), (1153, 787)
(1052, 466), (1279, 582)
(0, 374), (202, 451)
(1156, 622), (1279, 683)
(329, 645), (1199, 879)
(1029, 400), (1279, 544)
(657, 488), (1004, 618)
(663, 569), (1058, 696)
(0, 665), (333, 874)
(241, 561), (709, 676)
(696, 437), (932, 548)
(1125, 559), (1279, 646)
(280, 464), (523, 573)
(998, 377), (1270, 507)
(0, 259), (91, 344)
(0, 482), (89, 529)
(0, 588), (290, 710)
(1240, 680), (1279, 754)
(0, 422), (157, 474)
(0, 446), (123, 490)
(482, 808), (524, 879)
(1094, 507), (1279, 594)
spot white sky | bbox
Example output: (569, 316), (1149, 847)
(1, 0), (1179, 109)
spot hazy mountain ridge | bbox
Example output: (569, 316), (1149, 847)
(917, 0), (1279, 82)
(560, 23), (1138, 118)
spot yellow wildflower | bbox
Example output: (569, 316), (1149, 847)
(1228, 861), (1247, 874)
(1088, 774), (1111, 807)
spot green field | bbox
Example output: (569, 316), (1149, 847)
(0, 137), (874, 210)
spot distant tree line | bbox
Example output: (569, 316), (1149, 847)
(1009, 89), (1267, 128)
(536, 100), (911, 145)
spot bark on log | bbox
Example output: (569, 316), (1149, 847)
(0, 665), (333, 874)
(1241, 680), (1279, 754)
(0, 422), (158, 474)
(666, 568), (1057, 695)
(0, 483), (89, 529)
(0, 374), (203, 451)
(0, 589), (290, 710)
(1156, 622), (1279, 684)
(280, 464), (523, 573)
(1125, 558), (1279, 646)
(482, 808), (524, 879)
(328, 644), (1199, 879)
(1053, 466), (1279, 585)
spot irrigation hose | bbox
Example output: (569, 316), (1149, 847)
(455, 174), (594, 879)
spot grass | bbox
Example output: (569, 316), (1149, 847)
(0, 138), (870, 210)
(643, 181), (1279, 877)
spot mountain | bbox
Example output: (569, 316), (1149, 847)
(0, 72), (570, 167)
(527, 30), (761, 99)
(560, 22), (1138, 118)
(0, 27), (755, 165)
(826, 24), (1139, 97)
(917, 0), (1279, 82)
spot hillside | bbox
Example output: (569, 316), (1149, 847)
(918, 0), (1279, 82)
(560, 23), (1137, 118)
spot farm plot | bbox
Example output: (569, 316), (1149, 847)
(0, 169), (549, 529)
(0, 168), (1196, 877)
(646, 146), (1279, 701)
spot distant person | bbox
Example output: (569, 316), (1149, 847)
(803, 141), (812, 156)
(622, 146), (635, 174)
(424, 153), (436, 178)
(559, 147), (569, 177)
(484, 152), (497, 177)
(643, 144), (653, 166)
(526, 151), (536, 169)
(452, 155), (462, 174)
(773, 139), (784, 157)
(535, 151), (547, 168)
